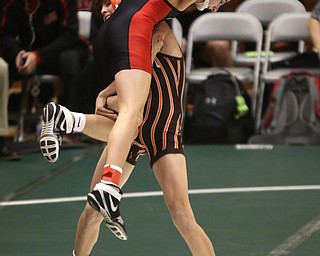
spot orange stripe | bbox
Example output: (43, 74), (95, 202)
(180, 60), (186, 125)
(174, 60), (181, 148)
(174, 59), (185, 148)
(139, 85), (152, 157)
(151, 68), (163, 156)
(165, 57), (181, 148)
(161, 57), (175, 150)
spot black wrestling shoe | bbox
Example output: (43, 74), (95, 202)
(87, 182), (128, 240)
(39, 102), (74, 163)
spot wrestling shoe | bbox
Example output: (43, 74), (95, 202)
(87, 182), (128, 240)
(39, 102), (75, 163)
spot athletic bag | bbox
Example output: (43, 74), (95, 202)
(250, 71), (320, 145)
(186, 70), (254, 144)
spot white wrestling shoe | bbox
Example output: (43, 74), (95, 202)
(87, 182), (128, 240)
(39, 102), (74, 163)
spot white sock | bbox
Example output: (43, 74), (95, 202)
(72, 250), (76, 256)
(71, 112), (86, 132)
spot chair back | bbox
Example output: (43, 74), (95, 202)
(236, 0), (306, 28)
(232, 0), (306, 64)
(171, 18), (183, 47)
(78, 11), (92, 39)
(185, 12), (263, 118)
(262, 12), (311, 74)
(186, 12), (263, 74)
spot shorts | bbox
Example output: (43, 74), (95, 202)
(126, 52), (185, 167)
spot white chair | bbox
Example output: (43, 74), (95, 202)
(171, 18), (183, 47)
(233, 0), (306, 66)
(255, 12), (320, 131)
(78, 10), (92, 39)
(185, 12), (263, 118)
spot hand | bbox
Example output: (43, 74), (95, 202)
(95, 91), (118, 120)
(16, 50), (37, 75)
(96, 106), (118, 120)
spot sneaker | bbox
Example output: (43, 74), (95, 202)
(39, 102), (74, 163)
(87, 182), (128, 240)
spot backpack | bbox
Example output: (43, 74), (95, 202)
(185, 70), (254, 144)
(249, 71), (320, 145)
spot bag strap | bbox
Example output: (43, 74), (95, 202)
(211, 69), (241, 96)
(306, 75), (320, 122)
(217, 69), (249, 119)
(268, 75), (288, 130)
(314, 76), (320, 118)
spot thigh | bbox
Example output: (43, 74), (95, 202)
(115, 69), (151, 115)
(152, 154), (190, 207)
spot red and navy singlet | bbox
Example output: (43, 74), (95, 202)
(92, 0), (181, 86)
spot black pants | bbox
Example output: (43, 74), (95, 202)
(9, 44), (88, 110)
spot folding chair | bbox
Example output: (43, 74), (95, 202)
(171, 18), (183, 47)
(233, 0), (306, 66)
(255, 12), (320, 131)
(185, 12), (263, 120)
(78, 10), (92, 40)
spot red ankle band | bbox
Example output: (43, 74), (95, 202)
(101, 165), (122, 185)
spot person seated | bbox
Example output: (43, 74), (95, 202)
(0, 57), (20, 160)
(308, 0), (320, 59)
(0, 0), (89, 110)
(176, 5), (234, 68)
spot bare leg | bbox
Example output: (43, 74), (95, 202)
(74, 146), (134, 256)
(0, 58), (9, 137)
(105, 70), (151, 168)
(82, 114), (114, 142)
(75, 70), (152, 247)
(153, 154), (216, 256)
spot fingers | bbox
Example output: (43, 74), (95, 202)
(16, 51), (37, 75)
(96, 107), (118, 120)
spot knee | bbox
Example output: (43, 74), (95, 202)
(168, 201), (196, 233)
(119, 109), (144, 128)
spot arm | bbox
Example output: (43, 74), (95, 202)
(0, 0), (31, 65)
(308, 3), (320, 58)
(32, 0), (79, 65)
(308, 17), (320, 58)
(95, 81), (118, 119)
